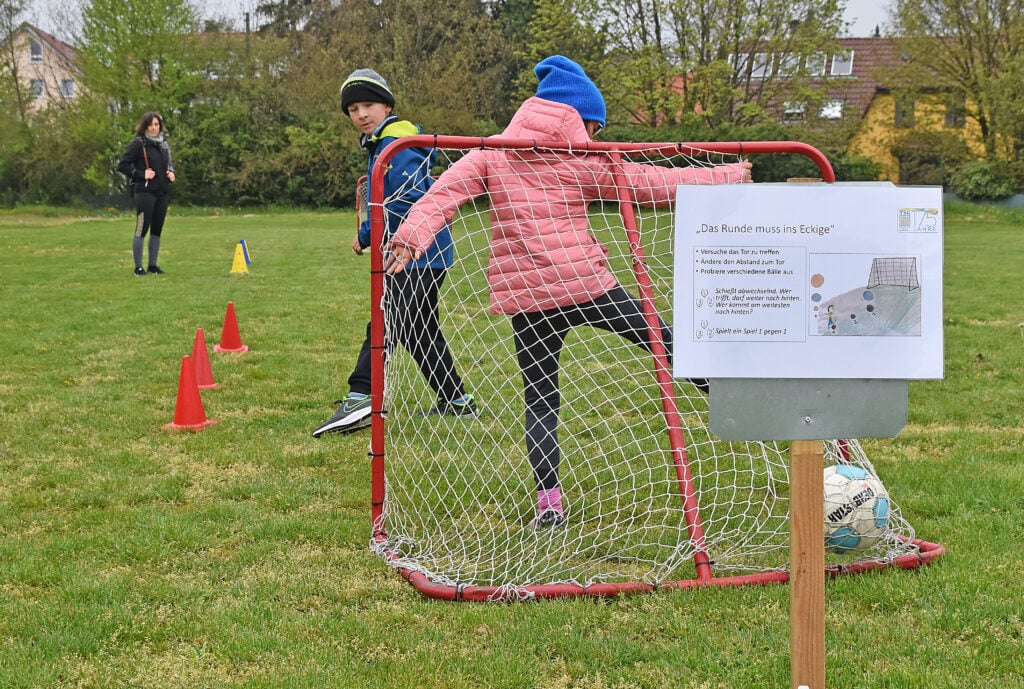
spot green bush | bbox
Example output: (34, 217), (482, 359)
(1006, 159), (1024, 194)
(891, 130), (971, 186)
(832, 154), (883, 181)
(949, 160), (1016, 201)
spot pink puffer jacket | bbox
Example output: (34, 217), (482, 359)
(392, 97), (748, 315)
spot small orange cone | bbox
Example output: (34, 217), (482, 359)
(191, 327), (218, 389)
(214, 301), (249, 353)
(165, 355), (219, 430)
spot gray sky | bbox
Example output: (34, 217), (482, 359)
(26, 0), (892, 42)
(843, 0), (892, 36)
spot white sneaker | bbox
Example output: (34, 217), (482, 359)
(312, 395), (372, 437)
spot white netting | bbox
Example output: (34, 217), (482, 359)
(369, 141), (923, 593)
(867, 257), (921, 291)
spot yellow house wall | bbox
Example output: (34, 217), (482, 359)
(849, 93), (985, 183)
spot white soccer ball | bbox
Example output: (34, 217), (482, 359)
(823, 464), (891, 553)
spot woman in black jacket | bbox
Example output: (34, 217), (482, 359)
(117, 111), (176, 276)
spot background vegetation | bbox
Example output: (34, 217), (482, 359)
(8, 0), (1024, 204)
(0, 201), (1021, 688)
(11, 0), (1024, 207)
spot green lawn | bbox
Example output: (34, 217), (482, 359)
(0, 202), (1021, 688)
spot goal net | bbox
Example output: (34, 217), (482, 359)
(867, 256), (921, 291)
(364, 137), (943, 601)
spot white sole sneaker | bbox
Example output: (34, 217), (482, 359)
(312, 398), (372, 437)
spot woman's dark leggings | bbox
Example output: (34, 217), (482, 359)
(134, 190), (168, 238)
(511, 285), (674, 492)
(132, 191), (169, 268)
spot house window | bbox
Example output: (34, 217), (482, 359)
(895, 96), (915, 128)
(728, 53), (748, 75)
(783, 101), (806, 123)
(750, 53), (771, 79)
(945, 93), (966, 128)
(30, 79), (44, 98)
(60, 79), (75, 98)
(805, 53), (826, 76)
(778, 53), (801, 77)
(820, 100), (844, 119)
(831, 51), (854, 76)
(30, 39), (43, 64)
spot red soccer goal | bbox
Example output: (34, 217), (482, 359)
(363, 136), (944, 601)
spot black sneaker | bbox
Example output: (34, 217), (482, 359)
(134, 267), (147, 277)
(528, 509), (567, 531)
(147, 265), (165, 274)
(421, 394), (479, 418)
(312, 395), (372, 437)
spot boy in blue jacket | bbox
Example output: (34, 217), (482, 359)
(313, 69), (476, 436)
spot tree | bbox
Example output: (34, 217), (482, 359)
(255, 0), (314, 35)
(514, 0), (608, 102)
(0, 0), (29, 121)
(310, 0), (517, 132)
(490, 0), (538, 46)
(71, 0), (203, 195)
(598, 0), (846, 129)
(75, 0), (202, 115)
(988, 52), (1024, 161)
(1, 1), (50, 202)
(893, 0), (1024, 159)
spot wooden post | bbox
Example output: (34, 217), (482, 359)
(791, 176), (828, 689)
(790, 439), (825, 689)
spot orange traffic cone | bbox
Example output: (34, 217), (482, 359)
(165, 355), (219, 430)
(191, 327), (218, 389)
(214, 301), (249, 353)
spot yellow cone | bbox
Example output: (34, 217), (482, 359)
(230, 242), (248, 274)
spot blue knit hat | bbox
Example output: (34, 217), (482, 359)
(534, 55), (606, 127)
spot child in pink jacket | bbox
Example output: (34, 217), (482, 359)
(387, 55), (751, 529)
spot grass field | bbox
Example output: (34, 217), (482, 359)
(1, 201), (1022, 688)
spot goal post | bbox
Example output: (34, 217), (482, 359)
(364, 136), (944, 602)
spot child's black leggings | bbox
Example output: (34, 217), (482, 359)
(510, 285), (673, 492)
(348, 268), (467, 404)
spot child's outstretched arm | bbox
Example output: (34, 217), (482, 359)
(673, 159), (752, 185)
(612, 158), (752, 208)
(386, 150), (489, 271)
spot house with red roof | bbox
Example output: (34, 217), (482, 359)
(645, 35), (985, 182)
(782, 36), (983, 181)
(8, 23), (80, 114)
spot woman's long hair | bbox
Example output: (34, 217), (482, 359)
(134, 111), (164, 136)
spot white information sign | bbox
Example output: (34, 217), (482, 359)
(673, 183), (943, 379)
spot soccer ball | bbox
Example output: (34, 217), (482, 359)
(823, 464), (891, 553)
